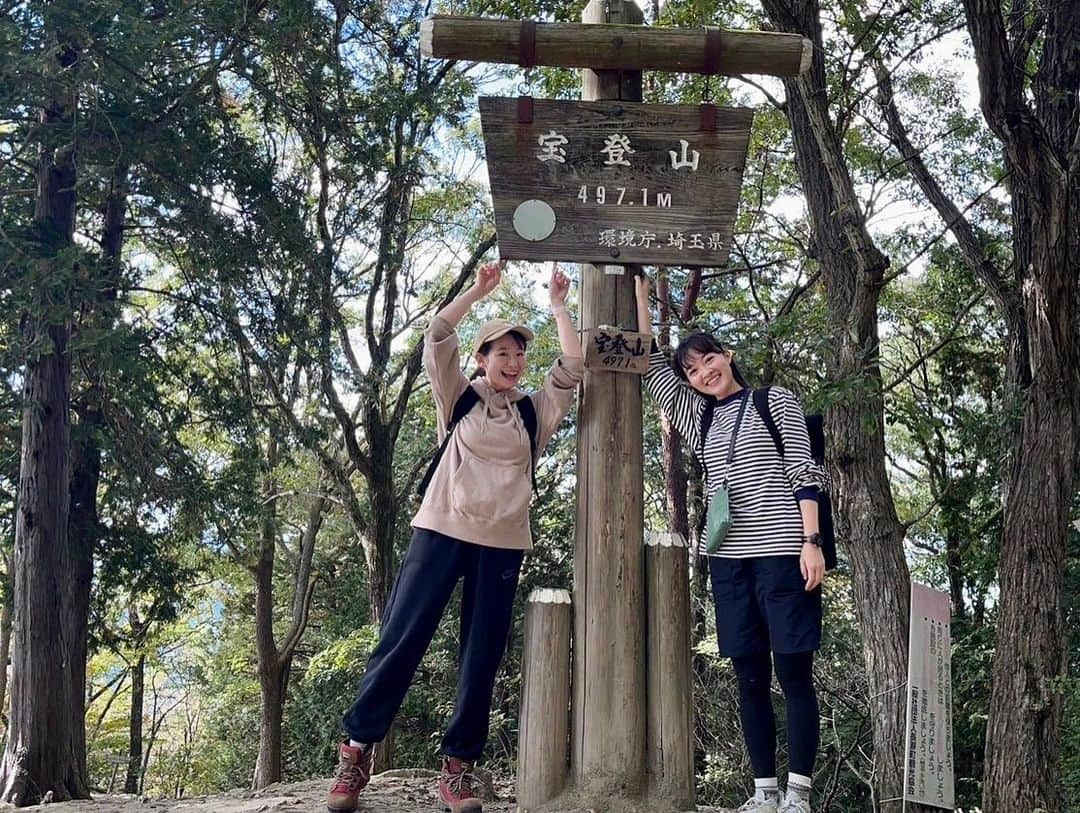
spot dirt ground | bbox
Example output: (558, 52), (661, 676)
(4, 771), (722, 813)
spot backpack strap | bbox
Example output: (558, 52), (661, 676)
(698, 396), (717, 461)
(417, 387), (541, 500)
(514, 395), (540, 496)
(416, 386), (482, 499)
(752, 386), (785, 459)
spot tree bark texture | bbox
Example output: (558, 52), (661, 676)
(252, 446), (322, 790)
(0, 30), (89, 799)
(123, 654), (145, 794)
(756, 0), (925, 809)
(0, 315), (87, 804)
(874, 0), (1080, 805)
(0, 568), (13, 729)
(67, 160), (128, 792)
(571, 6), (647, 808)
(967, 1), (1080, 797)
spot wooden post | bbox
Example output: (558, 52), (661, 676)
(421, 16), (813, 77)
(571, 1), (647, 806)
(517, 589), (572, 813)
(645, 532), (695, 810)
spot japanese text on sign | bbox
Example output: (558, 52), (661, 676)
(903, 584), (955, 810)
(583, 327), (650, 375)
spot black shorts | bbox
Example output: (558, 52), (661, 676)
(708, 555), (822, 657)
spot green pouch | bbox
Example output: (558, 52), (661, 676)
(701, 391), (749, 555)
(705, 486), (732, 554)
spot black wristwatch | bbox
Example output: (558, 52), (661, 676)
(803, 532), (822, 547)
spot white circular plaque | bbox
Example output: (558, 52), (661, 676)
(512, 199), (556, 242)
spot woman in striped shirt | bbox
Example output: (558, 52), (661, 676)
(635, 274), (827, 813)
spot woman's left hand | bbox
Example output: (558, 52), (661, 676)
(800, 542), (826, 591)
(549, 263), (571, 308)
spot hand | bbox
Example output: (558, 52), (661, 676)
(634, 272), (651, 306)
(800, 542), (826, 591)
(473, 261), (503, 299)
(634, 272), (652, 336)
(549, 263), (571, 308)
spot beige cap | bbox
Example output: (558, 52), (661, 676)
(473, 319), (535, 354)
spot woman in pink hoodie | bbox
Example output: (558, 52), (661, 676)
(327, 261), (584, 813)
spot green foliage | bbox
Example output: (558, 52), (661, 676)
(3, 0), (1074, 805)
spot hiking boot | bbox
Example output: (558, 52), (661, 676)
(438, 755), (482, 812)
(779, 789), (812, 813)
(326, 742), (373, 812)
(723, 789), (780, 813)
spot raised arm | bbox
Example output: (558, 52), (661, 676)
(634, 272), (706, 445)
(635, 271), (652, 337)
(435, 260), (502, 327)
(549, 264), (583, 359)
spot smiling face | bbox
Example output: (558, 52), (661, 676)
(476, 332), (528, 392)
(680, 347), (743, 399)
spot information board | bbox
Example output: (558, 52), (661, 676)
(479, 97), (753, 267)
(903, 583), (955, 810)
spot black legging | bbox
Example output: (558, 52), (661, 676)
(730, 650), (819, 778)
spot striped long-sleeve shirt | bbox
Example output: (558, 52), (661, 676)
(643, 349), (829, 558)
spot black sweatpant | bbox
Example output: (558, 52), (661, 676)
(730, 650), (819, 778)
(341, 527), (524, 760)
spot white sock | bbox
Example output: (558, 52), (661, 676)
(754, 777), (780, 799)
(787, 772), (812, 800)
(349, 739), (369, 750)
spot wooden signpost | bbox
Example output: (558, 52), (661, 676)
(422, 6), (812, 812)
(583, 326), (651, 375)
(479, 98), (752, 267)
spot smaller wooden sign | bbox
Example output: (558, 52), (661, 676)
(584, 327), (650, 374)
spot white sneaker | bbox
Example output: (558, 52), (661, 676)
(724, 789), (780, 812)
(779, 789), (812, 812)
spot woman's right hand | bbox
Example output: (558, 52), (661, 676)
(634, 272), (652, 336)
(473, 261), (503, 299)
(634, 272), (650, 305)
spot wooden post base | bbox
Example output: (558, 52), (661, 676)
(645, 532), (696, 810)
(517, 589), (572, 813)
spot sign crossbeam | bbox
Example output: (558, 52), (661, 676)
(421, 15), (812, 78)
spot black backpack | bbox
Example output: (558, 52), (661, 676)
(416, 386), (539, 499)
(699, 387), (838, 570)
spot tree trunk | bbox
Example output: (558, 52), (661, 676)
(756, 1), (925, 808)
(253, 661), (288, 790)
(367, 458), (399, 772)
(364, 463), (397, 628)
(67, 158), (127, 794)
(0, 568), (13, 728)
(1, 320), (86, 804)
(66, 414), (100, 792)
(981, 161), (1078, 813)
(124, 654), (145, 794)
(252, 439), (284, 789)
(936, 2), (1080, 806)
(252, 455), (322, 789)
(0, 31), (89, 799)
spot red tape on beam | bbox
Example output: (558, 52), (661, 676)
(704, 27), (722, 75)
(519, 20), (537, 68)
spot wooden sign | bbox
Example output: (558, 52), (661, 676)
(583, 327), (650, 374)
(479, 97), (753, 267)
(903, 583), (956, 810)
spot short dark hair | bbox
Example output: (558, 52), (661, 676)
(672, 331), (750, 387)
